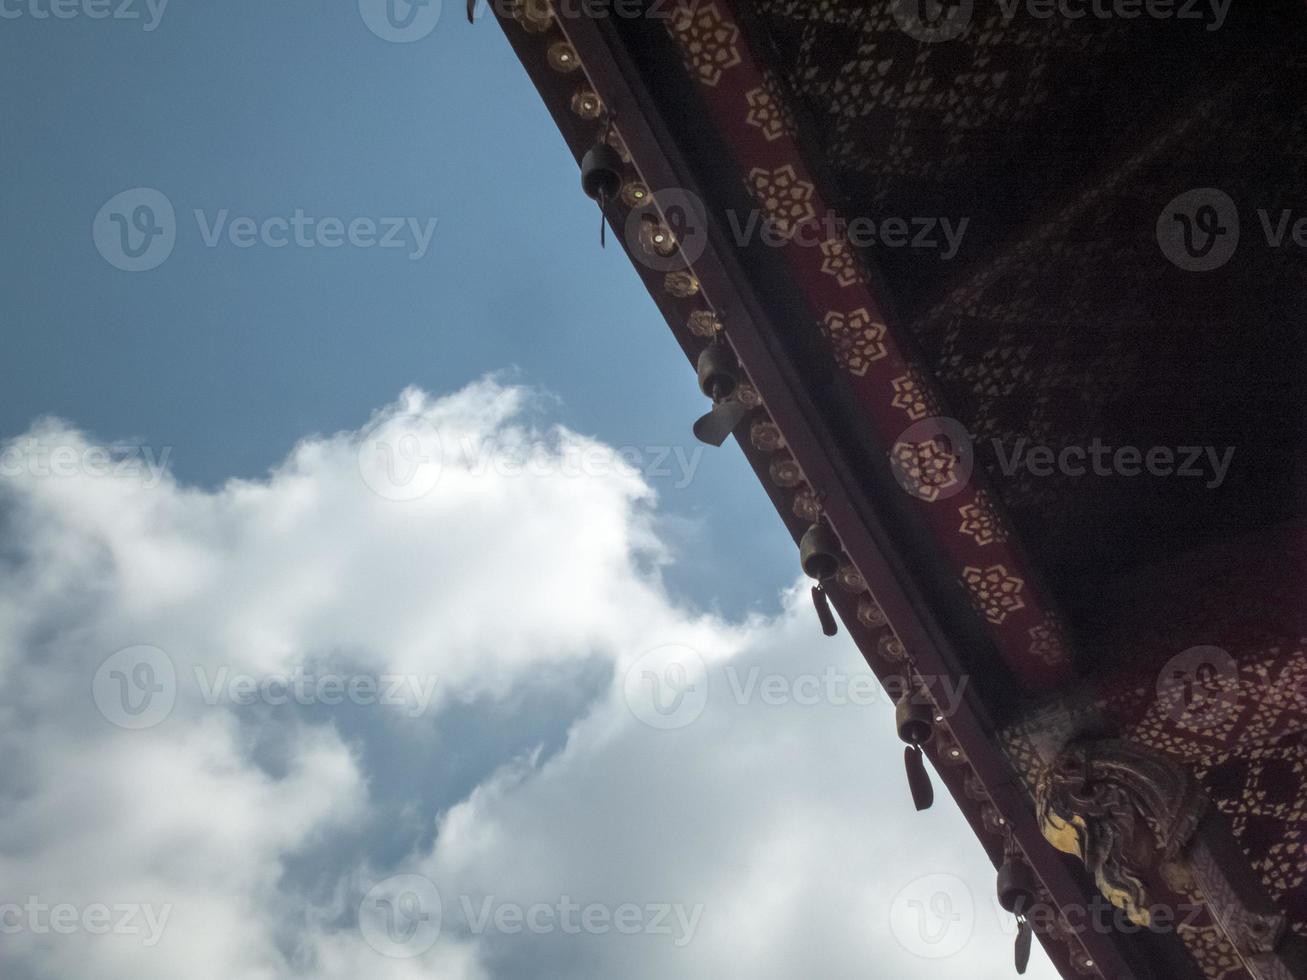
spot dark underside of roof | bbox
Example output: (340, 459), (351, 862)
(740, 0), (1307, 662)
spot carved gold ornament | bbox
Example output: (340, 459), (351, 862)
(1035, 739), (1207, 926)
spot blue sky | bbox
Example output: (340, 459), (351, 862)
(1, 0), (793, 615)
(0, 5), (1060, 979)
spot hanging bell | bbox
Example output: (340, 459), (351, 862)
(998, 852), (1038, 974)
(996, 856), (1038, 916)
(798, 522), (841, 581)
(799, 522), (842, 636)
(580, 141), (624, 247)
(896, 690), (935, 811)
(692, 340), (749, 446)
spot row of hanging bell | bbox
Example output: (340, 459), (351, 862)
(997, 840), (1038, 974)
(894, 688), (935, 811)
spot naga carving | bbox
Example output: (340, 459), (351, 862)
(1035, 738), (1207, 926)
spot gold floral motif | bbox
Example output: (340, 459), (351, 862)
(666, 1), (741, 87)
(890, 370), (936, 421)
(819, 237), (865, 287)
(769, 453), (803, 488)
(736, 382), (762, 409)
(1027, 614), (1069, 666)
(511, 0), (552, 33)
(664, 271), (700, 298)
(858, 596), (888, 630)
(961, 564), (1026, 624)
(746, 165), (816, 236)
(819, 308), (886, 377)
(958, 490), (1008, 546)
(621, 182), (650, 208)
(877, 631), (907, 662)
(744, 79), (792, 141)
(546, 41), (580, 73)
(837, 563), (866, 593)
(889, 437), (960, 502)
(570, 88), (602, 120)
(687, 309), (720, 336)
(792, 488), (821, 524)
(749, 419), (784, 452)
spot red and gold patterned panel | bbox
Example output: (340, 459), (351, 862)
(665, 0), (1074, 691)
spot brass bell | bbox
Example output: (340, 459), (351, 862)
(693, 341), (749, 447)
(895, 692), (934, 748)
(896, 690), (935, 811)
(997, 856), (1038, 916)
(695, 341), (739, 401)
(799, 522), (841, 581)
(581, 142), (623, 203)
(998, 852), (1038, 974)
(580, 140), (624, 247)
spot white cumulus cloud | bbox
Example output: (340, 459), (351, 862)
(0, 380), (1058, 980)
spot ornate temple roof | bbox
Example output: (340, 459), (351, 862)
(488, 2), (1307, 976)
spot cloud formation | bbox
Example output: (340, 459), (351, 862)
(0, 380), (1056, 979)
